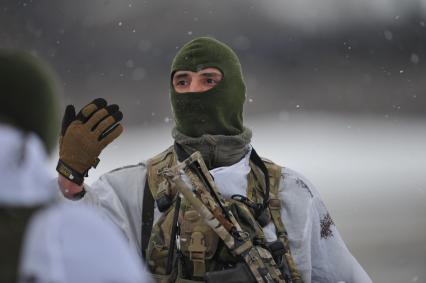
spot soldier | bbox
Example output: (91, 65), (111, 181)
(0, 50), (151, 283)
(57, 37), (372, 283)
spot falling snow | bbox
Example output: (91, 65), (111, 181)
(384, 30), (393, 41)
(125, 60), (134, 68)
(138, 40), (152, 52)
(132, 68), (146, 81)
(410, 53), (419, 64)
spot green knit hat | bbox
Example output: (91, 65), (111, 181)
(170, 37), (246, 137)
(0, 50), (60, 154)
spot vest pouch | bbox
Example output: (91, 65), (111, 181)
(147, 206), (177, 276)
(156, 194), (173, 213)
(255, 206), (271, 227)
(254, 245), (284, 282)
(151, 272), (178, 283)
(155, 179), (175, 213)
(179, 209), (219, 278)
(230, 200), (265, 243)
(265, 240), (286, 265)
(215, 200), (267, 264)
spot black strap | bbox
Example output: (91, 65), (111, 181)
(174, 142), (189, 162)
(249, 147), (270, 208)
(141, 177), (155, 260)
(166, 195), (181, 275)
(56, 159), (85, 185)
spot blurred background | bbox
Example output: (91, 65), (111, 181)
(1, 0), (425, 282)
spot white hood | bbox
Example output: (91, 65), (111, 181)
(0, 124), (55, 206)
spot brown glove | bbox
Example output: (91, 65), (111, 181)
(56, 98), (123, 185)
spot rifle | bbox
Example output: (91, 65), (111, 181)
(166, 151), (286, 283)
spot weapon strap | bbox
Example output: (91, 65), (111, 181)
(141, 177), (154, 260)
(247, 156), (304, 283)
(266, 162), (304, 283)
(166, 195), (181, 275)
(143, 144), (304, 282)
(249, 148), (271, 208)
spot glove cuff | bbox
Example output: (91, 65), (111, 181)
(56, 159), (85, 185)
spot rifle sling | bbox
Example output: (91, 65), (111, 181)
(249, 148), (270, 208)
(166, 196), (181, 274)
(141, 177), (154, 260)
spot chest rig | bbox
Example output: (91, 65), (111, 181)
(142, 145), (303, 283)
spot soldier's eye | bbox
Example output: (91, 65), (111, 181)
(176, 80), (188, 86)
(205, 78), (219, 85)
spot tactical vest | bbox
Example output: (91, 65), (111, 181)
(143, 146), (303, 283)
(0, 205), (43, 283)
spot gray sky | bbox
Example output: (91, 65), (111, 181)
(1, 0), (425, 125)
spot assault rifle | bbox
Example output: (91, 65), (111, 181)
(166, 151), (286, 283)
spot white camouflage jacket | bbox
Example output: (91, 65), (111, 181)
(0, 124), (149, 283)
(76, 148), (372, 283)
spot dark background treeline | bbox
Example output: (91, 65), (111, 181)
(1, 0), (425, 125)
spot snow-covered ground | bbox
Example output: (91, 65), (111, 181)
(50, 111), (426, 282)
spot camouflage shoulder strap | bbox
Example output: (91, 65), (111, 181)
(0, 205), (44, 283)
(146, 145), (176, 201)
(141, 146), (177, 260)
(262, 159), (304, 283)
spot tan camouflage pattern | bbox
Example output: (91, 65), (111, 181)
(262, 160), (304, 283)
(171, 153), (285, 282)
(145, 148), (303, 283)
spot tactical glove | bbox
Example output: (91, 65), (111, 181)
(56, 98), (123, 185)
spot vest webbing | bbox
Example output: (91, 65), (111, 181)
(252, 159), (304, 283)
(141, 146), (175, 262)
(142, 147), (303, 283)
(0, 205), (43, 283)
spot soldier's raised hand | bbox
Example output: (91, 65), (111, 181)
(56, 98), (123, 185)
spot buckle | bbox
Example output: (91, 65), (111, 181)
(269, 198), (281, 210)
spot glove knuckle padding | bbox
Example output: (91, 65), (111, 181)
(85, 108), (109, 129)
(60, 124), (93, 172)
(76, 99), (107, 122)
(81, 103), (99, 118)
(60, 121), (101, 172)
(59, 120), (123, 173)
(95, 116), (115, 134)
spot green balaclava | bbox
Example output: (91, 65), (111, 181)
(0, 50), (60, 154)
(170, 37), (246, 137)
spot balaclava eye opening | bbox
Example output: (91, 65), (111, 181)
(170, 37), (246, 137)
